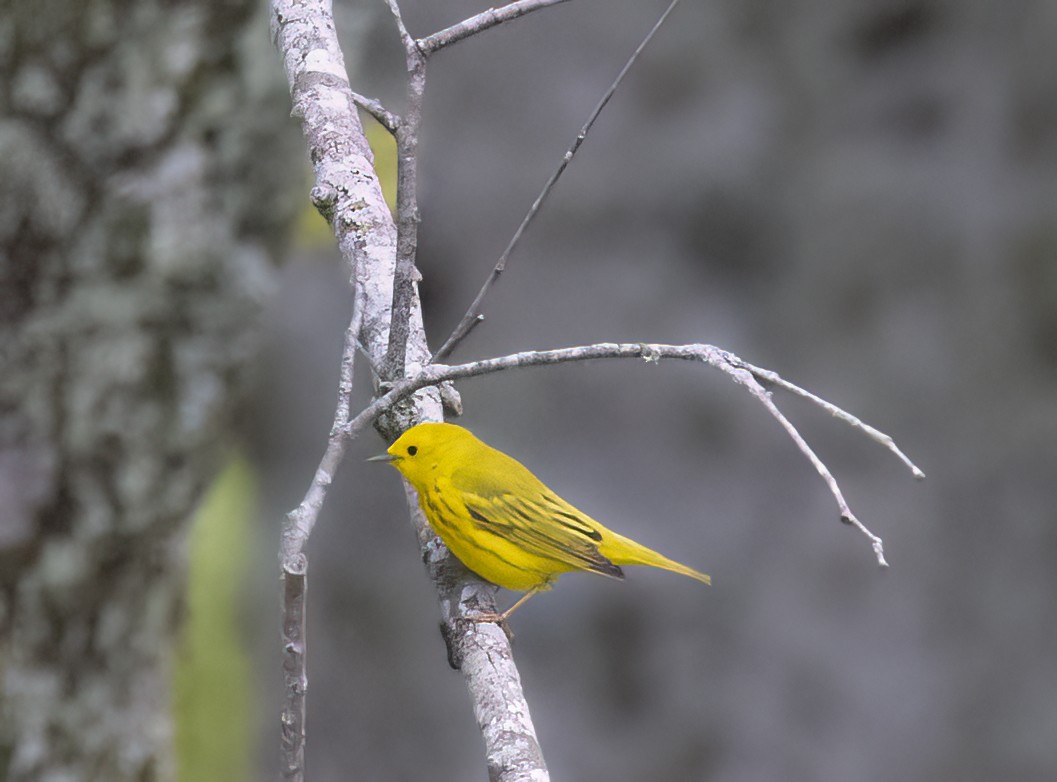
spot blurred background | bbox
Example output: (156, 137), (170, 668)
(4, 0), (1056, 781)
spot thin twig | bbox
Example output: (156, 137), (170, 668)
(343, 342), (918, 567)
(273, 2), (548, 779)
(382, 0), (427, 379)
(417, 0), (573, 55)
(433, 0), (684, 361)
(384, 0), (412, 43)
(719, 359), (891, 566)
(278, 309), (361, 782)
(734, 358), (927, 479)
(283, 149), (368, 560)
(336, 309), (364, 427)
(350, 90), (401, 133)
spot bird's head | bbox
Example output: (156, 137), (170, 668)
(368, 421), (478, 485)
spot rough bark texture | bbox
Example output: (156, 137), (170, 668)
(0, 1), (301, 779)
(271, 1), (548, 779)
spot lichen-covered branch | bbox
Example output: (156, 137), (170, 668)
(381, 0), (427, 380)
(350, 90), (402, 133)
(271, 1), (545, 780)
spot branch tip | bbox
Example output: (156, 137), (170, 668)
(737, 359), (925, 481)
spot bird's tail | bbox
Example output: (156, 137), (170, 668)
(601, 531), (711, 585)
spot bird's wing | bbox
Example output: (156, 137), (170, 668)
(452, 468), (624, 580)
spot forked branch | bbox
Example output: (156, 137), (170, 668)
(272, 1), (548, 780)
(343, 342), (923, 567)
(381, 0), (427, 379)
(350, 90), (401, 132)
(273, 2), (921, 782)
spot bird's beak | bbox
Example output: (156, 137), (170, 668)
(366, 452), (398, 463)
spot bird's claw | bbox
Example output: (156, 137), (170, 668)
(467, 610), (514, 642)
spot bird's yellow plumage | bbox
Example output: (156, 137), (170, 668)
(376, 422), (709, 619)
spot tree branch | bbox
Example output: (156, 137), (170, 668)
(350, 90), (401, 133)
(273, 0), (386, 772)
(273, 2), (917, 781)
(417, 0), (574, 56)
(735, 358), (926, 480)
(344, 342), (922, 567)
(272, 2), (545, 780)
(277, 311), (360, 782)
(433, 0), (684, 361)
(382, 0), (427, 379)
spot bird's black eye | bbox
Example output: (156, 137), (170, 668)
(407, 445), (418, 456)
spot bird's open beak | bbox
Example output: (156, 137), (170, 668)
(366, 453), (397, 463)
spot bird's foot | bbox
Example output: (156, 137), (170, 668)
(467, 610), (514, 642)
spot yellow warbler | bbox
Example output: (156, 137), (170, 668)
(372, 422), (709, 620)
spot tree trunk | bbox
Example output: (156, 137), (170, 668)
(0, 1), (301, 779)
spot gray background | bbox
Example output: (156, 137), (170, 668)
(249, 1), (1057, 780)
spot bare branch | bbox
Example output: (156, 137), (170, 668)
(433, 0), (684, 361)
(271, 0), (389, 773)
(277, 309), (362, 782)
(270, 0), (406, 777)
(382, 0), (427, 379)
(271, 0), (400, 366)
(733, 358), (927, 479)
(719, 360), (891, 566)
(346, 342), (919, 567)
(338, 310), (364, 425)
(279, 558), (307, 782)
(282, 282), (364, 569)
(273, 2), (546, 780)
(417, 0), (573, 56)
(351, 90), (401, 133)
(383, 0), (414, 47)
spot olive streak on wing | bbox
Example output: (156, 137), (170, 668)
(463, 495), (624, 581)
(536, 492), (603, 541)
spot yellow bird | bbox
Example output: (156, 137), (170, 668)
(371, 422), (710, 621)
